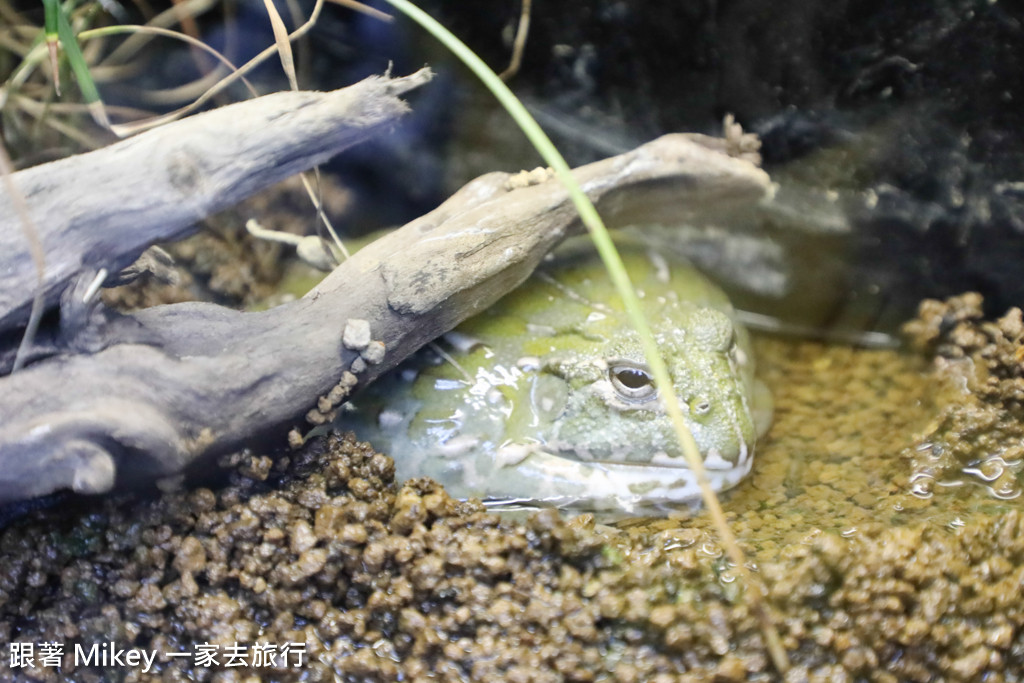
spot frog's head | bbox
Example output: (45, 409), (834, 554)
(342, 244), (771, 513)
(513, 298), (763, 509)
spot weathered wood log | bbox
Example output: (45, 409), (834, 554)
(0, 68), (433, 334)
(0, 133), (771, 505)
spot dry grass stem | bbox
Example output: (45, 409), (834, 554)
(263, 0), (299, 91)
(498, 0), (531, 81)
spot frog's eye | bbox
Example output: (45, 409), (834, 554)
(609, 364), (657, 402)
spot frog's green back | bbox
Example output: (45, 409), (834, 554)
(336, 236), (770, 512)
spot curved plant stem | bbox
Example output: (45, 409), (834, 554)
(79, 25), (259, 98)
(379, 0), (790, 673)
(498, 0), (530, 81)
(0, 142), (45, 373)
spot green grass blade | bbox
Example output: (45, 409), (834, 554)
(378, 0), (709, 518)
(52, 0), (110, 128)
(377, 0), (790, 673)
(41, 0), (62, 95)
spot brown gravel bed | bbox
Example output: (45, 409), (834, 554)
(1, 296), (1024, 681)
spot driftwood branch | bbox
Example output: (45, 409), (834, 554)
(0, 68), (433, 332)
(0, 133), (770, 505)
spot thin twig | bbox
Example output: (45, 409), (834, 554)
(300, 170), (350, 260)
(108, 0), (326, 136)
(81, 25), (259, 100)
(98, 0), (221, 66)
(326, 0), (394, 23)
(498, 0), (531, 82)
(0, 142), (45, 373)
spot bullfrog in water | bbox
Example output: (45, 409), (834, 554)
(335, 236), (772, 512)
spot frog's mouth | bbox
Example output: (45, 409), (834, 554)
(487, 443), (754, 512)
(584, 455), (753, 502)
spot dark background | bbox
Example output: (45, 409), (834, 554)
(32, 0), (1024, 334)
(293, 0), (1024, 334)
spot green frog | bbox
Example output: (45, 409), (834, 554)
(335, 236), (772, 512)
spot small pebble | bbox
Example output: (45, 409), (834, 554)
(343, 319), (372, 351)
(362, 340), (386, 365)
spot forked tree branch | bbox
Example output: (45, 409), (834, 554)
(0, 90), (770, 505)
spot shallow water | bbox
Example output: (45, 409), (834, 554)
(633, 333), (1023, 553)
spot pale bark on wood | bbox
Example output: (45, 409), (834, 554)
(0, 125), (770, 505)
(0, 68), (433, 333)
